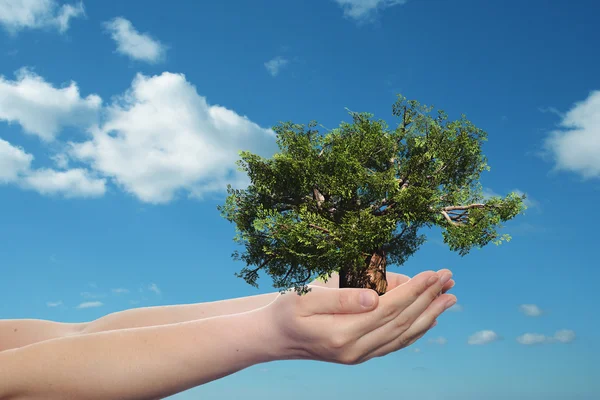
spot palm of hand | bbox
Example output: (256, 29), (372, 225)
(309, 272), (411, 292)
(309, 271), (454, 295)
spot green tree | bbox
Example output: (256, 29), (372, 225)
(218, 95), (525, 296)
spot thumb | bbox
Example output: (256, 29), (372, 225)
(302, 286), (379, 315)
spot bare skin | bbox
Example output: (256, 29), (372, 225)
(0, 270), (454, 352)
(0, 269), (455, 400)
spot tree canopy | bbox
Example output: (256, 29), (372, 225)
(219, 95), (525, 295)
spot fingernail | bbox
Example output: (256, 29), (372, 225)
(444, 299), (456, 310)
(440, 272), (452, 286)
(427, 275), (439, 287)
(360, 291), (376, 308)
(431, 320), (438, 328)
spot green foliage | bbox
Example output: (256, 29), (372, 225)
(218, 95), (526, 294)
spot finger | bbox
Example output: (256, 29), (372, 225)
(384, 270), (447, 315)
(354, 270), (450, 343)
(404, 294), (456, 339)
(443, 279), (455, 292)
(437, 269), (454, 293)
(359, 294), (455, 362)
(345, 270), (439, 339)
(385, 272), (410, 289)
(299, 285), (379, 316)
(397, 270), (452, 325)
(439, 279), (454, 296)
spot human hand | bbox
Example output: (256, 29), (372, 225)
(263, 269), (456, 365)
(309, 270), (455, 294)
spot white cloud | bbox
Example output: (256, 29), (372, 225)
(544, 90), (600, 179)
(333, 0), (407, 22)
(104, 17), (166, 63)
(69, 72), (277, 204)
(21, 168), (106, 198)
(519, 304), (543, 317)
(0, 0), (84, 34)
(264, 56), (288, 77)
(0, 137), (103, 197)
(516, 333), (547, 345)
(447, 303), (463, 312)
(111, 288), (129, 294)
(0, 68), (101, 141)
(51, 153), (69, 169)
(412, 347), (421, 353)
(46, 300), (63, 307)
(516, 330), (576, 345)
(0, 138), (32, 183)
(76, 301), (103, 309)
(148, 283), (161, 295)
(554, 329), (576, 343)
(428, 336), (447, 345)
(467, 330), (499, 345)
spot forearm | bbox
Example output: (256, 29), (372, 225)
(1, 309), (282, 400)
(0, 320), (82, 352)
(81, 292), (279, 335)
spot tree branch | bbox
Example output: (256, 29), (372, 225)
(307, 223), (330, 234)
(442, 204), (486, 211)
(439, 203), (490, 226)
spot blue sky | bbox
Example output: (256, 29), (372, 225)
(0, 0), (598, 399)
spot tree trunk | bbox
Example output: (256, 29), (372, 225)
(339, 249), (388, 295)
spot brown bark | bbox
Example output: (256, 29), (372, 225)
(339, 249), (388, 295)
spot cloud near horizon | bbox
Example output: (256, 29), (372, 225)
(468, 330), (499, 345)
(76, 301), (103, 309)
(519, 304), (543, 317)
(517, 330), (576, 345)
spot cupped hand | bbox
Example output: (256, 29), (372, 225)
(263, 269), (456, 366)
(309, 270), (455, 294)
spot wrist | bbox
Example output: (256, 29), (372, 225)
(251, 303), (306, 362)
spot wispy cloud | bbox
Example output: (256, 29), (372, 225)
(333, 0), (407, 23)
(104, 17), (166, 63)
(428, 336), (447, 345)
(264, 56), (289, 77)
(538, 106), (565, 118)
(46, 300), (63, 307)
(544, 90), (600, 179)
(519, 304), (543, 317)
(516, 330), (576, 345)
(80, 291), (105, 299)
(76, 301), (103, 309)
(467, 330), (499, 345)
(148, 283), (161, 295)
(0, 0), (84, 34)
(447, 303), (463, 312)
(111, 288), (129, 294)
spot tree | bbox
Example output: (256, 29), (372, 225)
(218, 95), (525, 296)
